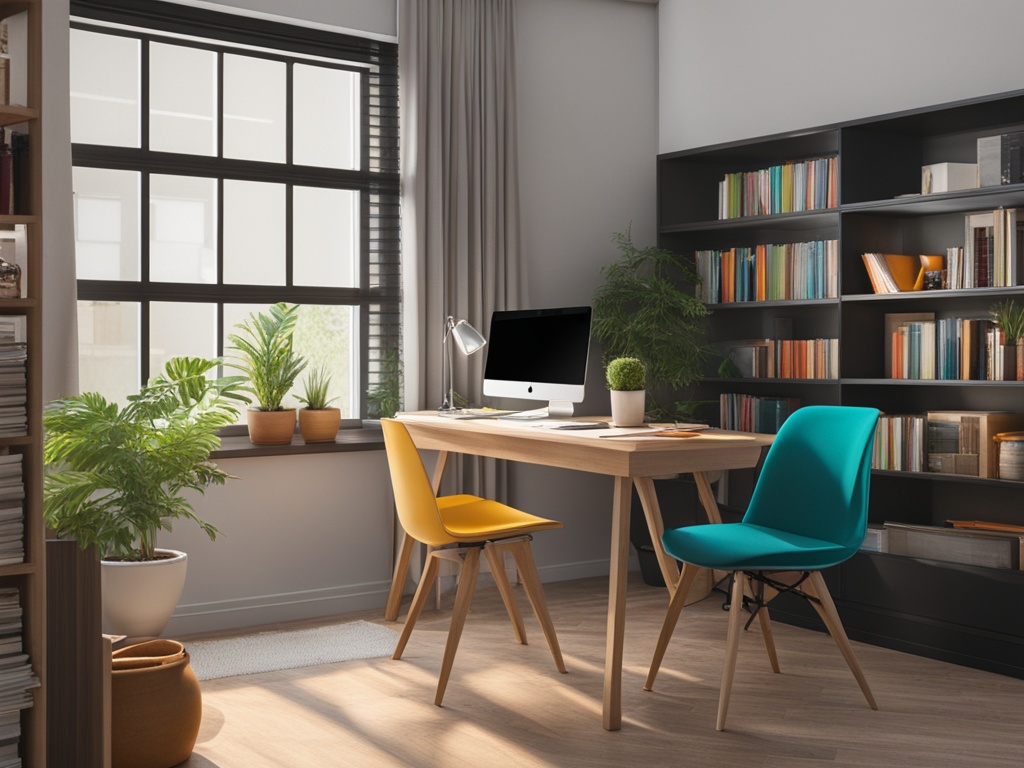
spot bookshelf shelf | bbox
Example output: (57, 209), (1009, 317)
(659, 86), (1024, 681)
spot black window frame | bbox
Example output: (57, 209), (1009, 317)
(70, 0), (400, 418)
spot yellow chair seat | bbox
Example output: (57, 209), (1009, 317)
(437, 496), (563, 541)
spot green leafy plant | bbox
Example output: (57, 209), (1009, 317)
(991, 299), (1024, 343)
(367, 346), (403, 419)
(296, 366), (337, 411)
(605, 357), (646, 391)
(42, 356), (247, 561)
(227, 302), (307, 411)
(592, 229), (712, 419)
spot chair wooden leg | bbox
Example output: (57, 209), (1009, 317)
(484, 543), (527, 645)
(393, 553), (442, 661)
(757, 606), (781, 674)
(435, 546), (482, 706)
(507, 539), (566, 674)
(716, 572), (745, 731)
(385, 532), (416, 622)
(804, 570), (878, 711)
(644, 562), (703, 691)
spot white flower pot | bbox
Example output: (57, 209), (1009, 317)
(610, 389), (646, 427)
(101, 549), (188, 638)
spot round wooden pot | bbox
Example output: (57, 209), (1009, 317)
(111, 639), (202, 768)
(246, 408), (297, 445)
(299, 407), (341, 443)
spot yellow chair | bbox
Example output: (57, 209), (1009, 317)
(381, 418), (567, 705)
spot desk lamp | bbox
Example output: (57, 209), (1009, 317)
(439, 315), (487, 412)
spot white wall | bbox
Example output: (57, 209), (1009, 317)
(659, 0), (1024, 153)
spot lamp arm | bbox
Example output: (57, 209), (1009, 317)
(441, 316), (456, 411)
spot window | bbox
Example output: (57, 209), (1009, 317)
(69, 0), (400, 418)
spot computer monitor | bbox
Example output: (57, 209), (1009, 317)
(482, 305), (593, 417)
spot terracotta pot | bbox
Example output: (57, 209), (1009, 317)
(111, 639), (202, 768)
(610, 389), (646, 427)
(299, 407), (341, 443)
(246, 408), (297, 445)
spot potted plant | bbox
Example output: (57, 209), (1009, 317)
(592, 229), (713, 421)
(227, 302), (308, 445)
(42, 356), (247, 637)
(296, 365), (341, 443)
(991, 298), (1024, 381)
(606, 356), (647, 427)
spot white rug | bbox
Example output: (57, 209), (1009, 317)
(185, 620), (400, 681)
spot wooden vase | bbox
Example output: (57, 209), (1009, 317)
(246, 408), (297, 445)
(299, 407), (342, 443)
(111, 639), (202, 768)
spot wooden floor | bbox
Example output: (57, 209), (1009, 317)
(179, 573), (1024, 767)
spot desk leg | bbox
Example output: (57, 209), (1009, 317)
(693, 471), (724, 524)
(633, 477), (681, 596)
(603, 475), (632, 731)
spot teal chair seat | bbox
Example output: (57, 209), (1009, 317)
(662, 523), (851, 572)
(645, 405), (881, 731)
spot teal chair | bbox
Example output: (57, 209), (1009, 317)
(644, 405), (880, 730)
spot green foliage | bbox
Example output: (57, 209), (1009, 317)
(367, 347), (403, 419)
(227, 302), (307, 411)
(42, 356), (247, 561)
(991, 299), (1024, 343)
(296, 366), (337, 410)
(592, 229), (711, 419)
(605, 357), (646, 391)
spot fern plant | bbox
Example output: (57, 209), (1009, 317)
(227, 302), (307, 411)
(42, 356), (247, 561)
(592, 229), (711, 419)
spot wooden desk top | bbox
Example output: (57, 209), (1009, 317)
(396, 412), (773, 478)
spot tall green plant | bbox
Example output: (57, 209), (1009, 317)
(227, 302), (307, 411)
(42, 356), (247, 561)
(991, 299), (1024, 343)
(296, 366), (338, 411)
(592, 230), (711, 419)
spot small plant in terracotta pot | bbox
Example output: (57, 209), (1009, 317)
(606, 356), (646, 427)
(990, 299), (1024, 381)
(296, 365), (341, 443)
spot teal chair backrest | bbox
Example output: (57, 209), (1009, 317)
(743, 405), (880, 554)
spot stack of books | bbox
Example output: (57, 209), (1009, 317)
(0, 588), (39, 764)
(872, 413), (927, 472)
(719, 393), (800, 434)
(695, 239), (838, 303)
(718, 155), (837, 219)
(0, 455), (21, 567)
(0, 342), (24, 439)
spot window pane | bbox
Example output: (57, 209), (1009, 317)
(78, 300), (140, 404)
(150, 175), (217, 284)
(293, 187), (358, 288)
(73, 167), (140, 281)
(150, 43), (216, 156)
(149, 302), (217, 375)
(224, 303), (356, 416)
(70, 29), (140, 147)
(223, 54), (285, 163)
(293, 64), (359, 170)
(223, 180), (285, 285)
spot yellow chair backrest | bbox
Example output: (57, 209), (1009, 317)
(380, 419), (456, 547)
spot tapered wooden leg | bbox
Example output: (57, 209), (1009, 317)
(633, 477), (681, 596)
(716, 573), (745, 731)
(393, 553), (441, 660)
(757, 606), (781, 674)
(507, 539), (566, 674)
(644, 562), (703, 691)
(485, 543), (527, 645)
(804, 571), (878, 711)
(435, 546), (482, 706)
(385, 532), (416, 622)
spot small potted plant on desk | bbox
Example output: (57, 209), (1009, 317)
(606, 356), (647, 427)
(227, 302), (308, 445)
(42, 355), (247, 638)
(297, 365), (341, 442)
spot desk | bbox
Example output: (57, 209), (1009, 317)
(384, 413), (773, 730)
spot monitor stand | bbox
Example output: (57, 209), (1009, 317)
(498, 400), (576, 421)
(546, 400), (574, 418)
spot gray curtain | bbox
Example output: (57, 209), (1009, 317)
(399, 0), (524, 499)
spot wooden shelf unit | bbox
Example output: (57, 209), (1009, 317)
(658, 87), (1024, 679)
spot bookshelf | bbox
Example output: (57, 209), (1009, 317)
(0, 0), (43, 764)
(658, 88), (1024, 680)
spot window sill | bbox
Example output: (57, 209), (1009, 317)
(212, 420), (384, 459)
